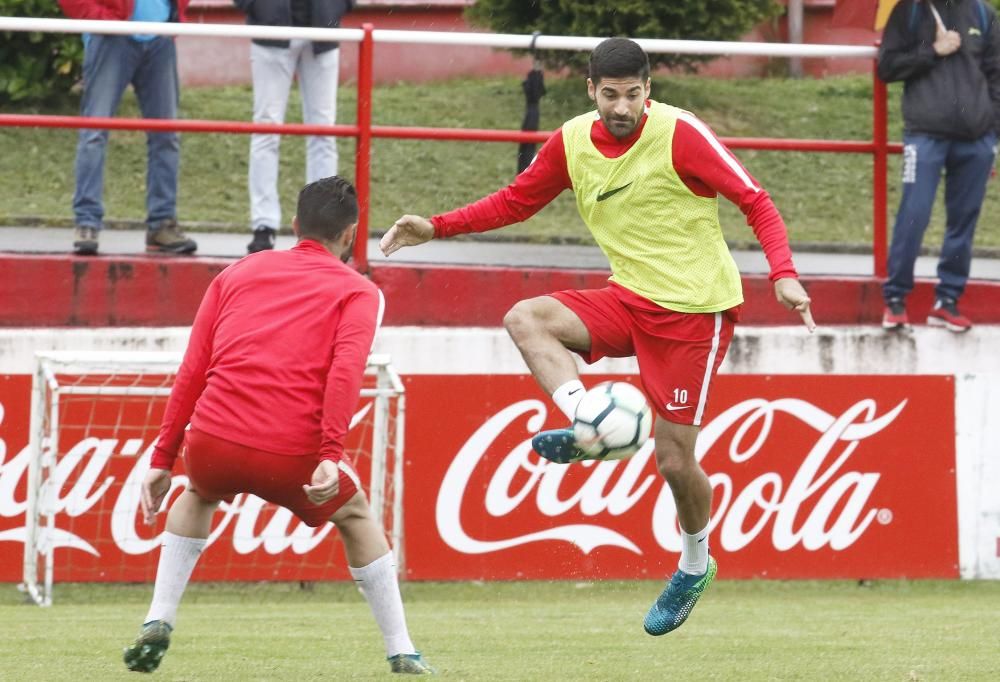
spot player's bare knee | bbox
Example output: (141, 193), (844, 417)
(504, 298), (554, 345)
(653, 440), (696, 483)
(329, 491), (373, 527)
(503, 300), (535, 343)
(655, 450), (685, 482)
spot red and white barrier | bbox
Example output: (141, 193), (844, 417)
(0, 326), (997, 581)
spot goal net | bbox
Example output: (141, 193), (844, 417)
(21, 351), (405, 607)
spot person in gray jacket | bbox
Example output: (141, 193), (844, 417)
(234, 0), (353, 253)
(878, 0), (1000, 332)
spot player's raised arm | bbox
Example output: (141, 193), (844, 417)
(380, 129), (572, 259)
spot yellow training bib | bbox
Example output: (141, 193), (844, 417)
(562, 101), (743, 312)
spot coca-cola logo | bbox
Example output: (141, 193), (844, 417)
(0, 401), (377, 558)
(436, 397), (906, 556)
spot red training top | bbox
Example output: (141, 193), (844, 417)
(151, 239), (380, 470)
(432, 108), (798, 282)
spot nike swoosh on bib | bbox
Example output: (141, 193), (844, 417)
(596, 181), (633, 202)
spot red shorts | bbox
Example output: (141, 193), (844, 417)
(182, 429), (361, 527)
(550, 283), (737, 426)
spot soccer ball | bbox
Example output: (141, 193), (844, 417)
(572, 381), (653, 460)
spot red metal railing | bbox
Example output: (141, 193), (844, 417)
(0, 23), (901, 277)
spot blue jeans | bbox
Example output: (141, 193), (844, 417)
(73, 35), (180, 230)
(883, 132), (997, 303)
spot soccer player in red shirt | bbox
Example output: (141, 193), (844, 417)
(124, 177), (433, 675)
(380, 39), (815, 639)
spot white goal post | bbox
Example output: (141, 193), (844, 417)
(21, 351), (405, 607)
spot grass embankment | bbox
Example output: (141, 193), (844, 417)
(3, 75), (999, 250)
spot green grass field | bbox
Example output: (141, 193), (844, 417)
(2, 580), (998, 680)
(3, 74), (1000, 251)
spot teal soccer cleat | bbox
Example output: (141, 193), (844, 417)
(643, 556), (718, 636)
(123, 619), (172, 672)
(388, 652), (435, 674)
(531, 427), (587, 463)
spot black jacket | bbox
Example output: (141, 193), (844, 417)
(233, 0), (353, 55)
(878, 0), (1000, 140)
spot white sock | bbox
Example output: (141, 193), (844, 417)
(144, 532), (207, 627)
(552, 379), (585, 421)
(350, 552), (416, 657)
(678, 524), (710, 576)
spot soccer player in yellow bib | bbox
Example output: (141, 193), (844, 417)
(380, 37), (815, 637)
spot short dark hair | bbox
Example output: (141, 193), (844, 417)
(589, 37), (650, 84)
(295, 176), (359, 242)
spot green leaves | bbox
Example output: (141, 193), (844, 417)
(0, 2), (83, 106)
(466, 0), (782, 73)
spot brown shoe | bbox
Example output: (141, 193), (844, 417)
(146, 219), (197, 255)
(73, 226), (99, 255)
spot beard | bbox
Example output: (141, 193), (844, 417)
(340, 235), (356, 263)
(603, 113), (639, 139)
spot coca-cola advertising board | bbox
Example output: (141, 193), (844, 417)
(0, 373), (958, 583)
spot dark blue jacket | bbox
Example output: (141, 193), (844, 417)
(878, 0), (1000, 140)
(233, 0), (352, 55)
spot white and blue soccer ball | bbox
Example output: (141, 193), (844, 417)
(572, 381), (653, 460)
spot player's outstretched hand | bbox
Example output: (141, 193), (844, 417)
(774, 277), (816, 332)
(140, 468), (172, 525)
(303, 460), (340, 504)
(379, 215), (435, 257)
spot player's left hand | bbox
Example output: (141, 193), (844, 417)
(140, 468), (172, 525)
(774, 277), (816, 332)
(303, 460), (340, 504)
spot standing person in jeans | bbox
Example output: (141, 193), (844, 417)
(59, 0), (198, 256)
(235, 0), (353, 254)
(879, 0), (1000, 332)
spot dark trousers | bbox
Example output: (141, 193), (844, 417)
(883, 132), (997, 303)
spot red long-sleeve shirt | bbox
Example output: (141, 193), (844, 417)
(151, 239), (379, 470)
(58, 0), (190, 22)
(433, 108), (798, 282)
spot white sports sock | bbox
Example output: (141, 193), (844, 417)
(678, 524), (710, 576)
(144, 532), (207, 627)
(551, 379), (585, 421)
(350, 552), (416, 657)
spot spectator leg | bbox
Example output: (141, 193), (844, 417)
(133, 36), (180, 226)
(73, 35), (138, 229)
(299, 45), (340, 182)
(249, 42), (298, 231)
(883, 134), (946, 302)
(937, 132), (998, 302)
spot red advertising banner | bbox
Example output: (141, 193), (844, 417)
(403, 374), (958, 580)
(0, 374), (958, 583)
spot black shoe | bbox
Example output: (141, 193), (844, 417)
(146, 219), (197, 255)
(247, 227), (277, 254)
(73, 226), (99, 255)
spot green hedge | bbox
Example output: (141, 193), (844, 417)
(465, 0), (781, 72)
(0, 0), (83, 106)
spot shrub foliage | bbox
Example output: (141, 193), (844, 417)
(466, 0), (781, 72)
(0, 0), (84, 105)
